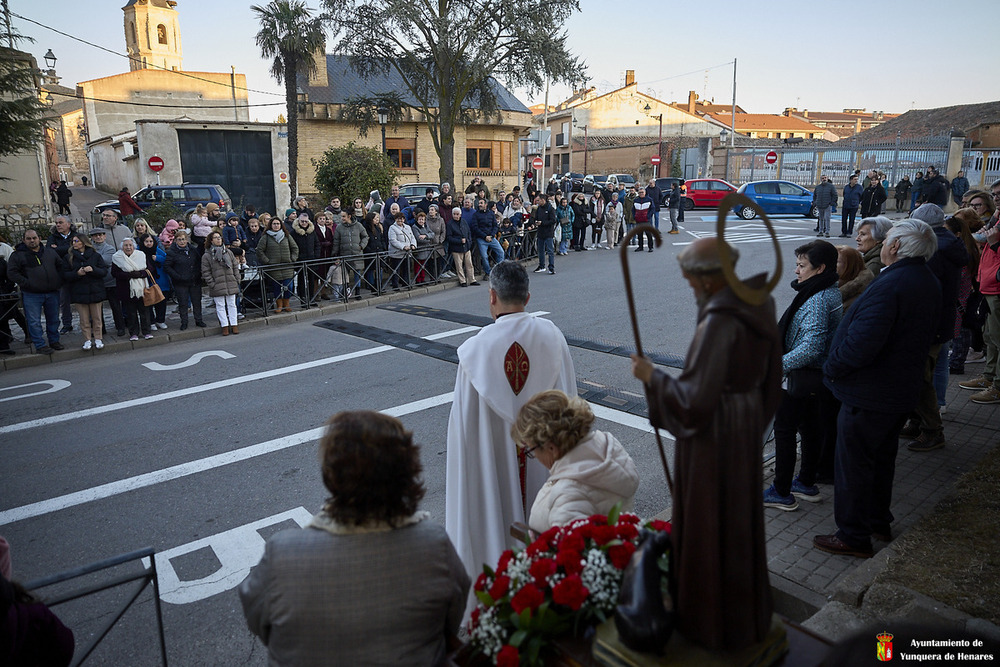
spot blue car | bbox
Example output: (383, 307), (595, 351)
(734, 180), (819, 220)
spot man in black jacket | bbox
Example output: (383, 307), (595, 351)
(859, 172), (887, 218)
(7, 230), (64, 353)
(532, 193), (557, 274)
(164, 231), (206, 330)
(920, 166), (950, 208)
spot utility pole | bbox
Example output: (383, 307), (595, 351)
(730, 58), (737, 148)
(540, 78), (549, 186)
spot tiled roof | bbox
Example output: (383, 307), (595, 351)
(297, 55), (530, 114)
(798, 111), (900, 123)
(843, 101), (1000, 143)
(706, 113), (824, 132)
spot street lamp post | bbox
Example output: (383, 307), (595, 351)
(644, 103), (663, 178)
(42, 49), (59, 85)
(720, 129), (730, 182)
(377, 107), (389, 155)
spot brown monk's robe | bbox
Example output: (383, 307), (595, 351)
(644, 275), (782, 652)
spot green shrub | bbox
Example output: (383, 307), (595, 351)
(312, 142), (398, 207)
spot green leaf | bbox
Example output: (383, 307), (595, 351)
(474, 590), (494, 607)
(510, 629), (528, 647)
(608, 503), (621, 526)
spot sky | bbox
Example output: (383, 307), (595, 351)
(11, 0), (1000, 122)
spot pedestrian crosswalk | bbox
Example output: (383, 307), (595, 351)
(678, 221), (819, 245)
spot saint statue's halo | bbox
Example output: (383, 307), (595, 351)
(715, 193), (783, 306)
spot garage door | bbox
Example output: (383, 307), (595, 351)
(177, 129), (276, 216)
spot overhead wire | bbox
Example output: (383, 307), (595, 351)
(45, 88), (284, 109)
(12, 10), (286, 98)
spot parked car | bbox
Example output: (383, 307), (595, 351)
(398, 182), (440, 202)
(681, 179), (738, 210)
(606, 174), (637, 190)
(582, 174), (608, 194)
(562, 172), (585, 192)
(653, 177), (687, 209)
(93, 183), (232, 218)
(734, 180), (818, 219)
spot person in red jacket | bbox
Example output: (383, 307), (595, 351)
(118, 186), (142, 219)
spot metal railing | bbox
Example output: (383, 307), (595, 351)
(240, 228), (544, 310)
(25, 547), (168, 667)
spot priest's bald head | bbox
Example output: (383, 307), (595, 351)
(489, 260), (530, 319)
(678, 237), (739, 306)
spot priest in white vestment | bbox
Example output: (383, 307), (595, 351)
(445, 260), (577, 587)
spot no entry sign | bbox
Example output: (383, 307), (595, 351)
(532, 156), (544, 170)
(650, 155), (661, 165)
(148, 156), (165, 172)
(765, 151), (778, 165)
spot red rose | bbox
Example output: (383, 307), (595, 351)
(607, 541), (637, 569)
(572, 524), (593, 541)
(489, 575), (510, 600)
(510, 583), (545, 614)
(474, 573), (489, 592)
(616, 523), (639, 542)
(540, 526), (562, 548)
(561, 532), (585, 553)
(649, 519), (672, 534)
(529, 557), (557, 586)
(469, 607), (481, 629)
(589, 514), (607, 525)
(620, 513), (641, 524)
(591, 525), (617, 546)
(497, 644), (519, 667)
(497, 549), (514, 575)
(556, 548), (584, 575)
(552, 574), (589, 611)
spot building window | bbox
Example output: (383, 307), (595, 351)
(467, 147), (491, 168)
(386, 138), (416, 170)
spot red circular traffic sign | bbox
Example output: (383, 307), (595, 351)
(650, 155), (661, 165)
(148, 156), (165, 172)
(532, 156), (543, 170)
(765, 151), (778, 165)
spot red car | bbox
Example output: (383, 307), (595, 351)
(682, 178), (737, 209)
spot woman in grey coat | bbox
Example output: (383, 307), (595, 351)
(239, 411), (470, 666)
(200, 231), (241, 335)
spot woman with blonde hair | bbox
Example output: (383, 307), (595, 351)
(131, 217), (155, 238)
(512, 390), (639, 533)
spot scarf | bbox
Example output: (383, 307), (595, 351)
(266, 228), (285, 244)
(777, 269), (838, 351)
(309, 510), (428, 535)
(112, 248), (147, 299)
(209, 244), (232, 267)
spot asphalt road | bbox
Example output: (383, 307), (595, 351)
(1, 210), (840, 665)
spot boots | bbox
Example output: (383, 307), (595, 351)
(230, 325), (239, 335)
(282, 298), (291, 312)
(221, 326), (230, 336)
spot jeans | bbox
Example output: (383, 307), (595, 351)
(22, 291), (60, 349)
(650, 210), (659, 230)
(668, 207), (679, 230)
(558, 239), (569, 254)
(841, 208), (858, 235)
(817, 206), (831, 234)
(476, 237), (505, 275)
(933, 340), (950, 407)
(537, 236), (554, 270)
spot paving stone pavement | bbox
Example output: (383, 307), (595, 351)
(762, 369), (1000, 612)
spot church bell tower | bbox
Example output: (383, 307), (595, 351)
(124, 0), (183, 72)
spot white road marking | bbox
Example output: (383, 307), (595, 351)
(143, 507), (314, 605)
(0, 392), (455, 526)
(142, 350), (236, 371)
(589, 403), (674, 440)
(0, 321), (491, 436)
(0, 380), (71, 403)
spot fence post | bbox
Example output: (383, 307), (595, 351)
(815, 151), (823, 184)
(945, 131), (966, 181)
(891, 131), (901, 185)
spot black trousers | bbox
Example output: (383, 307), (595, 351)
(635, 227), (655, 249)
(572, 226), (587, 249)
(772, 389), (822, 496)
(833, 404), (906, 550)
(174, 283), (203, 325)
(104, 293), (125, 334)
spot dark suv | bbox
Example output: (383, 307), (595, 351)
(93, 183), (232, 218)
(654, 177), (691, 209)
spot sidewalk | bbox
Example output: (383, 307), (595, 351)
(58, 185), (115, 227)
(762, 369), (1000, 640)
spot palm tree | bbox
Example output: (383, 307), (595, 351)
(252, 0), (325, 203)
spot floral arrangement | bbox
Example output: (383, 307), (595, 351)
(468, 507), (671, 666)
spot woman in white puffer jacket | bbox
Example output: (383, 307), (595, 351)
(512, 390), (640, 534)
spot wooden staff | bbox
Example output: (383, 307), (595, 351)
(620, 223), (674, 495)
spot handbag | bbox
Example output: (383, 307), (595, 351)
(786, 367), (825, 398)
(143, 269), (165, 306)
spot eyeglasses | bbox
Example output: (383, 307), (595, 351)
(521, 444), (541, 459)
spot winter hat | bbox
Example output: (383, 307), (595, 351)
(206, 202), (220, 215)
(284, 208), (297, 218)
(225, 211), (239, 221)
(911, 203), (945, 228)
(88, 227), (107, 237)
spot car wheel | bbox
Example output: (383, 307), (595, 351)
(739, 206), (757, 220)
(808, 205), (819, 218)
(683, 198), (695, 211)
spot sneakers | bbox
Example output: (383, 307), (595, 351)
(129, 335), (139, 341)
(763, 484), (798, 511)
(144, 334), (154, 340)
(94, 339), (104, 349)
(959, 375), (991, 390)
(59, 325), (73, 334)
(533, 267), (546, 273)
(548, 268), (555, 275)
(790, 478), (822, 503)
(82, 340), (92, 351)
(157, 322), (168, 329)
(966, 350), (986, 363)
(970, 385), (1000, 404)
(908, 431), (946, 452)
